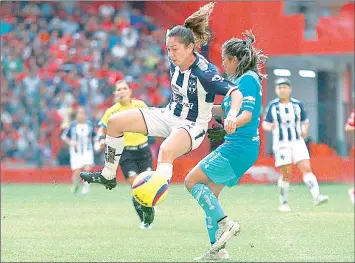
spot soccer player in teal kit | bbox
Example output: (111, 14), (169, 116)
(184, 30), (267, 260)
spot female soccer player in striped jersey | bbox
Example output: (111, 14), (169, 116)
(184, 31), (266, 260)
(80, 3), (240, 194)
(262, 78), (328, 212)
(61, 107), (95, 194)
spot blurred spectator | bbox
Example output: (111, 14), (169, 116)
(1, 2), (171, 166)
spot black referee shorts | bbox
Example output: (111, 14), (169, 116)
(119, 144), (153, 180)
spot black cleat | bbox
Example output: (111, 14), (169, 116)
(80, 171), (117, 190)
(141, 206), (155, 225)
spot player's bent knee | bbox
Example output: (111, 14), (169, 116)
(107, 113), (125, 135)
(184, 174), (196, 192)
(159, 144), (176, 163)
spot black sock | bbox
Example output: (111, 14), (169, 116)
(132, 196), (144, 222)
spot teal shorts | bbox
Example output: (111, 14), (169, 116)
(199, 139), (259, 187)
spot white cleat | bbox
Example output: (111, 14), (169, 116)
(193, 248), (229, 261)
(209, 217), (240, 254)
(279, 203), (292, 212)
(139, 222), (152, 230)
(313, 194), (329, 206)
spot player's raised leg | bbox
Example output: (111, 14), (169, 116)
(297, 159), (329, 205)
(80, 109), (147, 189)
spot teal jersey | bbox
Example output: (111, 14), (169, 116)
(221, 70), (262, 141)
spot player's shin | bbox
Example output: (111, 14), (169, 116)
(101, 135), (124, 179)
(191, 184), (226, 222)
(303, 173), (320, 198)
(132, 196), (144, 222)
(278, 177), (290, 204)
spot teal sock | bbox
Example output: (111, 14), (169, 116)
(205, 216), (219, 244)
(191, 183), (226, 223)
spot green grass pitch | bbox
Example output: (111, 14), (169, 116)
(1, 183), (354, 262)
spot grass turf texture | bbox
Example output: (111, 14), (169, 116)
(1, 183), (354, 262)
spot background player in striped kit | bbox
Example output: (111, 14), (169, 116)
(262, 78), (329, 212)
(345, 109), (354, 204)
(95, 80), (154, 229)
(185, 30), (265, 261)
(80, 3), (240, 194)
(61, 107), (95, 194)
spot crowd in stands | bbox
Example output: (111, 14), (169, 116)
(1, 2), (171, 166)
(0, 2), (352, 167)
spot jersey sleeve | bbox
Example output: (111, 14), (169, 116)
(98, 108), (112, 128)
(136, 100), (148, 108)
(239, 75), (258, 112)
(197, 66), (238, 96)
(299, 102), (309, 123)
(264, 103), (274, 123)
(347, 110), (355, 127)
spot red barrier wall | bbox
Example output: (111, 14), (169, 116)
(1, 156), (353, 184)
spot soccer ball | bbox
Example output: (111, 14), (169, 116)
(132, 171), (168, 207)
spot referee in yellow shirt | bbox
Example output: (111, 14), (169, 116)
(96, 80), (154, 229)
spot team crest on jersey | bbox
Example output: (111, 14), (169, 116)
(188, 75), (197, 94)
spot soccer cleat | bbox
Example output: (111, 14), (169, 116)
(142, 206), (155, 226)
(139, 221), (152, 230)
(208, 217), (240, 254)
(80, 171), (117, 190)
(279, 203), (292, 212)
(313, 194), (329, 206)
(193, 248), (229, 261)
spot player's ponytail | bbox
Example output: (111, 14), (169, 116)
(167, 2), (215, 48)
(184, 2), (215, 46)
(222, 30), (267, 80)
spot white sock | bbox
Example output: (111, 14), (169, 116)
(102, 135), (124, 180)
(303, 173), (320, 198)
(278, 177), (290, 205)
(82, 181), (90, 194)
(156, 163), (173, 182)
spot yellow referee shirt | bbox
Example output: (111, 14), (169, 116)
(99, 100), (148, 147)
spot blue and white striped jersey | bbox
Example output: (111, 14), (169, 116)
(61, 120), (95, 156)
(264, 98), (309, 144)
(168, 52), (237, 124)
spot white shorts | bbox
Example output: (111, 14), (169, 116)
(70, 151), (94, 171)
(139, 107), (208, 151)
(273, 140), (310, 167)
